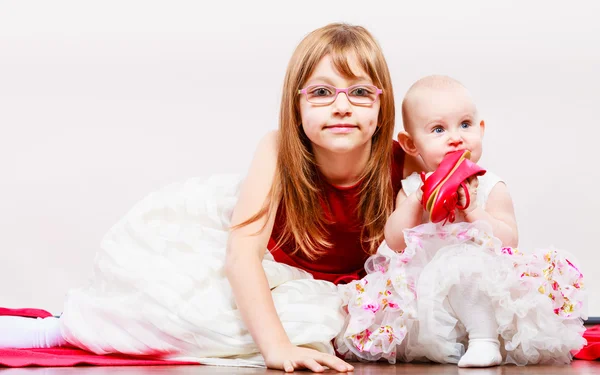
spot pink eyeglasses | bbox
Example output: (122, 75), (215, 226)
(298, 84), (383, 105)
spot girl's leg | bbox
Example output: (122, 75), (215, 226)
(0, 316), (67, 348)
(448, 278), (502, 367)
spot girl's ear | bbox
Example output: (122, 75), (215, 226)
(479, 119), (486, 138)
(397, 131), (419, 157)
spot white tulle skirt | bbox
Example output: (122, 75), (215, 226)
(59, 174), (346, 367)
(335, 221), (587, 365)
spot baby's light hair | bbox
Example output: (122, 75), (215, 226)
(401, 75), (468, 132)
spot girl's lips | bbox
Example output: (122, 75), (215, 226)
(325, 125), (357, 134)
(324, 124), (358, 134)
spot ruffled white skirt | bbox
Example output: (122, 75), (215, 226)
(59, 174), (345, 367)
(336, 221), (587, 365)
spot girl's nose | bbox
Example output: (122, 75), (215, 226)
(332, 91), (352, 116)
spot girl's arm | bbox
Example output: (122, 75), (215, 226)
(226, 131), (285, 359)
(461, 179), (519, 247)
(225, 131), (352, 373)
(384, 188), (424, 252)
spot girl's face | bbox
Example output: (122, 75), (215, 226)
(298, 54), (380, 155)
(408, 87), (485, 172)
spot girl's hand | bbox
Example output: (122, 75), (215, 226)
(264, 344), (354, 373)
(457, 176), (479, 213)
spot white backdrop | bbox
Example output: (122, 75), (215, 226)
(1, 0), (598, 316)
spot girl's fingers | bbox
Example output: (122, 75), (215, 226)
(317, 353), (354, 372)
(283, 360), (294, 373)
(298, 357), (324, 373)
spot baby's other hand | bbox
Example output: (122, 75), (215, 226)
(457, 176), (479, 213)
(415, 184), (424, 203)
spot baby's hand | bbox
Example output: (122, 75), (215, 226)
(415, 184), (424, 203)
(457, 176), (479, 213)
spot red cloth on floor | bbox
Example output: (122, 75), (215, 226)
(0, 348), (198, 367)
(0, 307), (198, 367)
(0, 307), (53, 319)
(575, 325), (600, 360)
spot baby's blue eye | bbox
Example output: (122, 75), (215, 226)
(461, 122), (471, 129)
(433, 127), (444, 134)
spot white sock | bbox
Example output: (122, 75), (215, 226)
(0, 316), (67, 349)
(448, 278), (502, 368)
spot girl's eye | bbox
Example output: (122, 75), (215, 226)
(461, 122), (471, 129)
(350, 86), (374, 97)
(432, 127), (444, 134)
(310, 86), (334, 97)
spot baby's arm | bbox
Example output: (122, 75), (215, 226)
(225, 131), (352, 373)
(461, 179), (519, 247)
(384, 187), (425, 252)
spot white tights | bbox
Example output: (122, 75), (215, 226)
(0, 316), (67, 349)
(447, 277), (502, 367)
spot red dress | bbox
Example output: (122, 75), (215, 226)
(269, 141), (405, 284)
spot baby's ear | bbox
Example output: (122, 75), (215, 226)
(397, 131), (419, 157)
(479, 119), (486, 137)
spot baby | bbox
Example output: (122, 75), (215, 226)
(335, 75), (586, 367)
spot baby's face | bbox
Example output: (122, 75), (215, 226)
(406, 86), (484, 172)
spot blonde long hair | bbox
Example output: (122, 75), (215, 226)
(238, 23), (395, 259)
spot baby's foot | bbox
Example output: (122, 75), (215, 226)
(458, 338), (502, 368)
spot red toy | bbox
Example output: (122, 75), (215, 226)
(420, 149), (486, 224)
